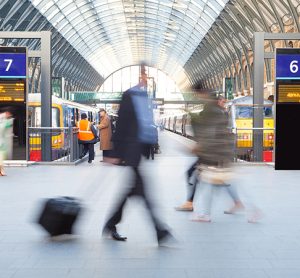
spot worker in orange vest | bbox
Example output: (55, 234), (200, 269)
(77, 113), (97, 163)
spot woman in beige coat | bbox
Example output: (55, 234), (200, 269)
(98, 109), (113, 162)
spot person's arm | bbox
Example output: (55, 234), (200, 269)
(98, 117), (109, 129)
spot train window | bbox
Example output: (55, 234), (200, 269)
(28, 107), (60, 127)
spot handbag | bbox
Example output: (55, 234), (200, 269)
(198, 164), (232, 185)
(90, 124), (100, 143)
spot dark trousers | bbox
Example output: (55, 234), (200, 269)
(186, 159), (200, 202)
(82, 143), (95, 161)
(104, 166), (165, 237)
(103, 150), (113, 158)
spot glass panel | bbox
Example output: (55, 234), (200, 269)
(29, 0), (229, 80)
(29, 107), (60, 128)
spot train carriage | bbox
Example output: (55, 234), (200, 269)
(28, 94), (99, 161)
(226, 96), (274, 161)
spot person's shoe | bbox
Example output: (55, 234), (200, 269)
(0, 167), (6, 176)
(102, 227), (127, 241)
(224, 202), (245, 214)
(190, 214), (211, 222)
(88, 160), (92, 164)
(111, 231), (127, 241)
(175, 201), (193, 211)
(157, 230), (177, 247)
(248, 210), (263, 223)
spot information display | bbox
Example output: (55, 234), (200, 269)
(0, 80), (25, 102)
(0, 48), (26, 78)
(277, 83), (300, 103)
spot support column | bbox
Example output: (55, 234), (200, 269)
(40, 31), (52, 161)
(253, 32), (265, 162)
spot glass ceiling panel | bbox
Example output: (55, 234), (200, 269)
(29, 0), (229, 79)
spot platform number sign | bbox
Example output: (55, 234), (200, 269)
(276, 48), (300, 80)
(0, 47), (27, 79)
(290, 60), (299, 73)
(275, 48), (300, 170)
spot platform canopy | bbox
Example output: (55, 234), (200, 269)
(29, 0), (228, 82)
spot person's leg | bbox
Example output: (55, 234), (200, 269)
(187, 169), (198, 201)
(151, 145), (154, 160)
(175, 160), (199, 211)
(103, 166), (139, 240)
(83, 144), (88, 156)
(103, 150), (108, 157)
(224, 184), (245, 214)
(0, 165), (5, 176)
(132, 167), (169, 241)
(0, 151), (5, 176)
(104, 195), (128, 233)
(88, 144), (95, 162)
(191, 183), (214, 222)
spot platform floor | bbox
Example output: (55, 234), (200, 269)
(1, 131), (300, 278)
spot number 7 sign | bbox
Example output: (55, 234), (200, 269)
(4, 59), (13, 71)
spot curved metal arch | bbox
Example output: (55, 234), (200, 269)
(286, 0), (300, 31)
(221, 14), (253, 88)
(215, 18), (247, 90)
(206, 32), (234, 78)
(264, 0), (287, 35)
(211, 25), (239, 81)
(202, 39), (230, 88)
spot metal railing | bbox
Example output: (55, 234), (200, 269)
(28, 127), (82, 163)
(233, 127), (275, 162)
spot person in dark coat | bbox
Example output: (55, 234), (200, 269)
(102, 68), (173, 244)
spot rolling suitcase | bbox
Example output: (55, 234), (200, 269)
(38, 196), (82, 236)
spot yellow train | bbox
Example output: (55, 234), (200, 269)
(28, 94), (99, 161)
(227, 96), (274, 161)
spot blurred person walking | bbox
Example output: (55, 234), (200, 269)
(98, 109), (113, 162)
(190, 95), (244, 222)
(175, 98), (244, 214)
(103, 66), (173, 244)
(77, 113), (98, 163)
(0, 111), (13, 176)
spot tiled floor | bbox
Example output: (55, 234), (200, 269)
(1, 131), (300, 278)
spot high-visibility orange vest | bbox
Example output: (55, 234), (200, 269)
(77, 120), (95, 141)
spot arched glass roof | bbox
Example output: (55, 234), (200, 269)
(29, 0), (229, 81)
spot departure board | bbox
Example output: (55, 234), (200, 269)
(0, 80), (25, 102)
(277, 84), (300, 103)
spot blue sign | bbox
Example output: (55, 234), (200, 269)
(276, 53), (300, 80)
(0, 53), (26, 78)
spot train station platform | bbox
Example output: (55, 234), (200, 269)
(1, 131), (300, 278)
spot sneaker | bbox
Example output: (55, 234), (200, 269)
(224, 202), (245, 214)
(175, 201), (193, 211)
(190, 214), (211, 222)
(88, 160), (93, 164)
